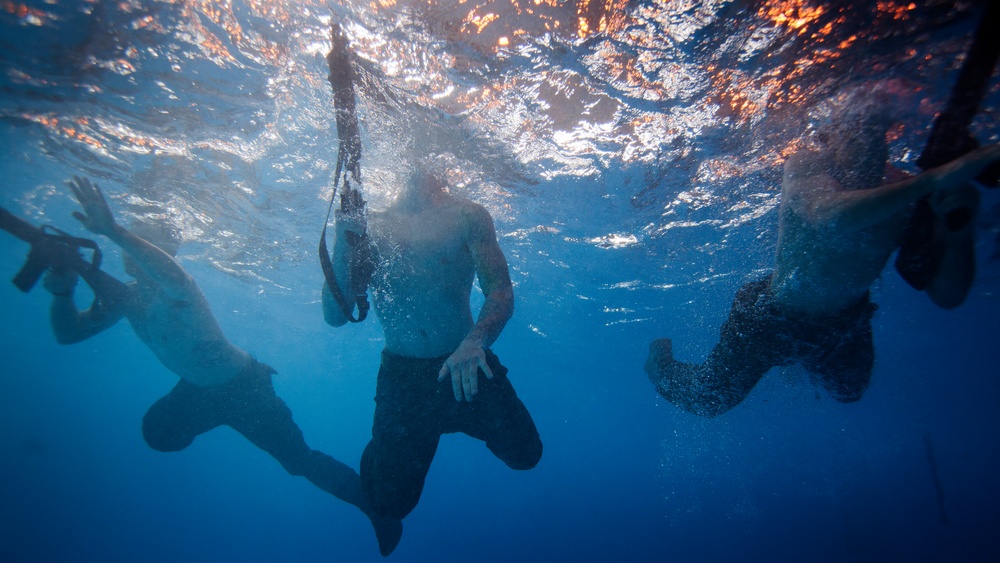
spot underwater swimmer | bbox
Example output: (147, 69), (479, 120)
(44, 176), (401, 556)
(645, 87), (1000, 417)
(323, 155), (542, 520)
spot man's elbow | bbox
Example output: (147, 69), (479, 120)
(926, 261), (975, 310)
(926, 277), (972, 310)
(496, 285), (514, 322)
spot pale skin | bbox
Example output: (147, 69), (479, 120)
(771, 123), (1000, 316)
(47, 176), (251, 387)
(323, 168), (514, 402)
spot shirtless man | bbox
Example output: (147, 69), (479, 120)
(324, 157), (542, 520)
(45, 176), (401, 556)
(645, 94), (1000, 418)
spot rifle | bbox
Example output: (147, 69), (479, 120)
(1, 205), (104, 292)
(895, 2), (1000, 289)
(1, 205), (128, 310)
(319, 22), (372, 323)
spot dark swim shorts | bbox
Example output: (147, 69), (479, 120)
(141, 358), (365, 506)
(360, 349), (542, 520)
(650, 276), (877, 417)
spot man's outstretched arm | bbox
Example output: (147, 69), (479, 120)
(786, 145), (1000, 233)
(67, 176), (196, 302)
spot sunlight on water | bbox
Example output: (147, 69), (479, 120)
(0, 0), (991, 298)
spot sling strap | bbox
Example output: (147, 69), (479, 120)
(319, 22), (370, 322)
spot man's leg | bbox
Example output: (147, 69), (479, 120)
(142, 379), (221, 452)
(804, 304), (876, 403)
(360, 413), (440, 521)
(646, 279), (788, 417)
(454, 351), (541, 470)
(223, 361), (403, 556)
(360, 355), (443, 521)
(222, 362), (366, 506)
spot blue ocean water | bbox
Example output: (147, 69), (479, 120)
(2, 1), (999, 561)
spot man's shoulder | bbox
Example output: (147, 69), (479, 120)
(455, 196), (489, 217)
(782, 148), (837, 197)
(784, 148), (826, 176)
(454, 198), (498, 238)
(423, 193), (493, 227)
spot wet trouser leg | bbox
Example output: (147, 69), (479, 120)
(361, 351), (541, 520)
(802, 302), (876, 403)
(143, 360), (368, 510)
(649, 278), (789, 418)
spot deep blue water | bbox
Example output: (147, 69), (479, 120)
(2, 1), (1000, 562)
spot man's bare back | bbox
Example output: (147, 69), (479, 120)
(49, 177), (249, 387)
(770, 152), (911, 316)
(123, 278), (251, 387)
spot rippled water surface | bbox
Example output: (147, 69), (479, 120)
(2, 1), (1000, 562)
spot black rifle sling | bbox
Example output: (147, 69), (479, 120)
(319, 150), (369, 323)
(319, 22), (370, 323)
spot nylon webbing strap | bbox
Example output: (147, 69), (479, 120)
(319, 22), (369, 323)
(319, 147), (369, 323)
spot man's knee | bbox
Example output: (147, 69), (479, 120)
(508, 439), (542, 470)
(493, 432), (543, 471)
(370, 490), (419, 521)
(687, 398), (736, 418)
(665, 383), (744, 418)
(362, 475), (421, 521)
(142, 412), (195, 452)
(818, 367), (871, 404)
(828, 382), (868, 404)
(832, 392), (864, 404)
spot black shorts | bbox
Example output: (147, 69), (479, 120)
(142, 359), (339, 479)
(722, 276), (877, 402)
(143, 359), (374, 511)
(361, 349), (542, 520)
(649, 276), (877, 417)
